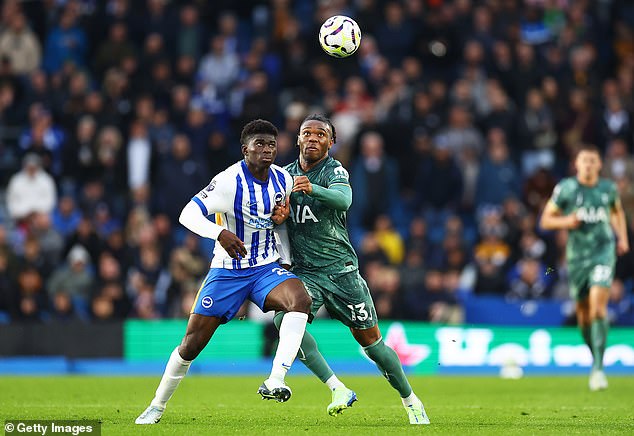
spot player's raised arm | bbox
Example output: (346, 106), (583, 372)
(293, 175), (352, 211)
(610, 197), (630, 255)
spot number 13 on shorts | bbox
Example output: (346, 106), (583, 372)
(346, 302), (372, 322)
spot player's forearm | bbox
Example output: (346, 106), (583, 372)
(274, 223), (293, 266)
(539, 213), (571, 230)
(179, 201), (224, 240)
(611, 208), (628, 242)
(310, 184), (352, 211)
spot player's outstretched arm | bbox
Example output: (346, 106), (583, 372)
(293, 175), (352, 211)
(539, 200), (581, 230)
(310, 184), (352, 211)
(610, 199), (630, 255)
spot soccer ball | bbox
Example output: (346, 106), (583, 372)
(318, 15), (361, 58)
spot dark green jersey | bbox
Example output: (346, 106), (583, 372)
(551, 177), (617, 264)
(284, 157), (358, 272)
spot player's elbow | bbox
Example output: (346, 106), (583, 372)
(539, 215), (555, 231)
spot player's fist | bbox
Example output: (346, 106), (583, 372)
(566, 213), (582, 229)
(272, 197), (290, 225)
(292, 176), (313, 194)
(617, 237), (630, 256)
(217, 229), (247, 259)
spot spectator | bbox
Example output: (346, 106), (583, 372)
(42, 6), (87, 74)
(6, 154), (57, 223)
(475, 129), (521, 208)
(94, 21), (136, 78)
(0, 12), (41, 75)
(47, 244), (94, 308)
(349, 131), (401, 237)
(506, 257), (553, 301)
(518, 88), (557, 176)
(156, 134), (209, 223)
(197, 35), (239, 100)
(414, 140), (463, 217)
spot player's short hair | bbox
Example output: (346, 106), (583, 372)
(301, 114), (337, 143)
(575, 144), (601, 158)
(240, 119), (278, 145)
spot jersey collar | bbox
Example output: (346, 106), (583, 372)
(298, 156), (330, 174)
(241, 160), (270, 186)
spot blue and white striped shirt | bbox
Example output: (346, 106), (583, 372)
(191, 160), (293, 269)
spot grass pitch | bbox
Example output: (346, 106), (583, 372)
(1, 375), (633, 435)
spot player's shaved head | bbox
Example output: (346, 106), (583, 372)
(575, 144), (601, 159)
(301, 114), (336, 142)
(240, 119), (278, 145)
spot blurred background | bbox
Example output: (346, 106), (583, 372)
(0, 0), (633, 375)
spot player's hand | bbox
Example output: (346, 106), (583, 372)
(279, 263), (291, 271)
(271, 197), (290, 225)
(617, 237), (630, 256)
(217, 229), (247, 259)
(292, 176), (313, 195)
(566, 213), (582, 229)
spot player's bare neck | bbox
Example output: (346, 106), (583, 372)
(577, 175), (598, 187)
(300, 155), (327, 173)
(246, 161), (269, 182)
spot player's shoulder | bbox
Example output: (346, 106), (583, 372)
(324, 157), (350, 180)
(283, 160), (299, 174)
(214, 161), (242, 182)
(555, 177), (578, 192)
(325, 157), (347, 170)
(598, 177), (617, 191)
(270, 163), (292, 180)
(270, 163), (293, 187)
(271, 163), (291, 176)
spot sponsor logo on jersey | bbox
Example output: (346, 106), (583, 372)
(576, 206), (608, 223)
(248, 217), (274, 229)
(292, 205), (319, 223)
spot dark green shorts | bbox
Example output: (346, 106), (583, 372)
(294, 266), (377, 330)
(568, 254), (615, 300)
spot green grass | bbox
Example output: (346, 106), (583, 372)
(1, 375), (633, 435)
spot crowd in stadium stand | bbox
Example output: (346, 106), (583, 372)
(0, 0), (633, 324)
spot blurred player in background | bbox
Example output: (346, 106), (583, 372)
(540, 144), (629, 391)
(136, 119), (311, 424)
(272, 114), (430, 425)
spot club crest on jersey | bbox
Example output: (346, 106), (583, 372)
(205, 180), (216, 192)
(274, 191), (285, 205)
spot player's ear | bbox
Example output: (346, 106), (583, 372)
(296, 135), (300, 148)
(241, 144), (247, 157)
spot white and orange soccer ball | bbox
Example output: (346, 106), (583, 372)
(318, 15), (362, 58)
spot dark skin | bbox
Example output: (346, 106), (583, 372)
(272, 119), (382, 347)
(179, 131), (311, 361)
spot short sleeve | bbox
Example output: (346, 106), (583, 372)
(551, 180), (570, 210)
(192, 171), (233, 216)
(282, 169), (294, 196)
(327, 163), (351, 187)
(609, 180), (619, 209)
